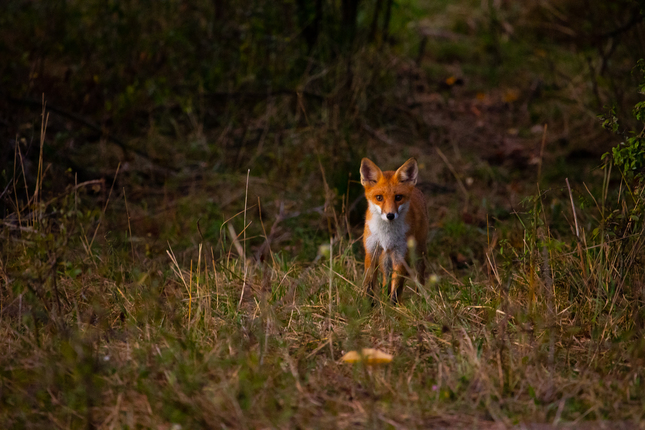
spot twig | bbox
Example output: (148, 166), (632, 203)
(369, 0), (384, 42)
(254, 201), (285, 263)
(4, 94), (169, 167)
(211, 247), (219, 309)
(565, 178), (579, 238)
(86, 163), (121, 251)
(382, 0), (394, 43)
(599, 11), (643, 39)
(436, 147), (469, 212)
(540, 227), (555, 372)
(123, 187), (135, 261)
(167, 244), (190, 303)
(227, 224), (245, 260)
(205, 89), (324, 102)
(238, 169), (250, 310)
(566, 178), (588, 289)
(188, 260), (193, 324)
(537, 124), (547, 183)
(0, 178), (13, 202)
(328, 236), (334, 360)
(33, 96), (48, 224)
(361, 122), (395, 146)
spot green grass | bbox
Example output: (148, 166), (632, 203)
(3, 124), (645, 427)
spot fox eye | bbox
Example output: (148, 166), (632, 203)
(395, 195), (403, 201)
(375, 195), (383, 202)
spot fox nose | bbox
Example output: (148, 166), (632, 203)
(386, 213), (395, 221)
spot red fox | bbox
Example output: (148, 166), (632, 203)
(360, 157), (428, 303)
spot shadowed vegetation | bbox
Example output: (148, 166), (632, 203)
(2, 0), (645, 428)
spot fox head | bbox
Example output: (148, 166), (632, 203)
(360, 157), (418, 222)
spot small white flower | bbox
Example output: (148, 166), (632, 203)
(318, 243), (331, 259)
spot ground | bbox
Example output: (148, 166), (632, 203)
(2, 0), (645, 428)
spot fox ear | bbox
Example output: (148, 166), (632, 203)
(360, 158), (382, 187)
(395, 158), (418, 185)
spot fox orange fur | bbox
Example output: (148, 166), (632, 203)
(360, 157), (428, 303)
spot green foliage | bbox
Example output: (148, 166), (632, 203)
(598, 59), (645, 254)
(602, 60), (645, 182)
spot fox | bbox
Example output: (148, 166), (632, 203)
(360, 157), (429, 303)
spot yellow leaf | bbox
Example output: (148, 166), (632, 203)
(445, 76), (456, 86)
(503, 89), (520, 103)
(341, 348), (393, 364)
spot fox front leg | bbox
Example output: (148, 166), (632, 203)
(364, 245), (382, 302)
(390, 257), (408, 304)
(363, 253), (377, 294)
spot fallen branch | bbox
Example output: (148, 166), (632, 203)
(5, 94), (175, 171)
(205, 89), (325, 102)
(361, 122), (396, 146)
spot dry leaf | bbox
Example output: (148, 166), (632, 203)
(503, 89), (520, 103)
(341, 348), (393, 364)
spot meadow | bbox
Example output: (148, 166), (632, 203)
(2, 0), (645, 428)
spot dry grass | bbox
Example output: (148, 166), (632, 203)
(2, 108), (645, 429)
(3, 1), (645, 428)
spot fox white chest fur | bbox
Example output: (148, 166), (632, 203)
(365, 201), (410, 264)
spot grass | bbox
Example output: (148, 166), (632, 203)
(3, 110), (645, 428)
(3, 0), (645, 428)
